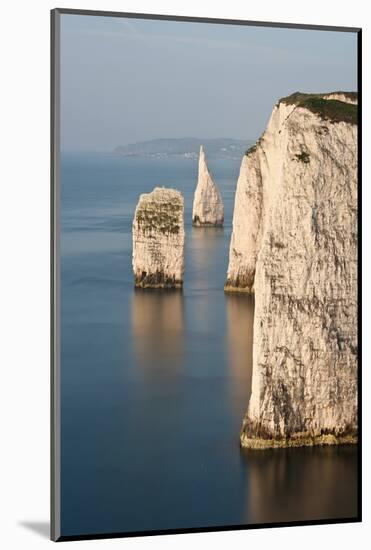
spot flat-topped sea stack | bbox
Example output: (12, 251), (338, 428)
(226, 92), (358, 449)
(132, 187), (185, 289)
(192, 145), (224, 227)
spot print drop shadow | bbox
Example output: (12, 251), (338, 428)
(18, 521), (50, 539)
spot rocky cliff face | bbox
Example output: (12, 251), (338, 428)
(132, 187), (185, 288)
(192, 145), (224, 226)
(226, 92), (358, 448)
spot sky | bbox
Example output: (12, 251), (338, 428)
(60, 14), (358, 152)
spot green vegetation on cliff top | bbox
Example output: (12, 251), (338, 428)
(136, 201), (182, 234)
(245, 92), (357, 156)
(279, 91), (358, 125)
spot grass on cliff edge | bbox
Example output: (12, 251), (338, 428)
(245, 92), (357, 156)
(279, 91), (358, 125)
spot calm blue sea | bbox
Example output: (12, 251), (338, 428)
(60, 152), (357, 537)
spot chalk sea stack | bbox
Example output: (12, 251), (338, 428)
(192, 145), (224, 227)
(132, 187), (185, 288)
(226, 92), (358, 449)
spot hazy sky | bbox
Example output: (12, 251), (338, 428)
(60, 14), (357, 151)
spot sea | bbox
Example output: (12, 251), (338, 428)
(60, 152), (358, 537)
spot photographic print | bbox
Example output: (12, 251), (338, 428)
(51, 8), (360, 541)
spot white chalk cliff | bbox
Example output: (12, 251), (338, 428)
(226, 92), (358, 448)
(192, 145), (224, 226)
(132, 187), (185, 288)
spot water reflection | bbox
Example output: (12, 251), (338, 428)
(131, 290), (184, 377)
(225, 293), (254, 417)
(243, 445), (358, 523)
(188, 226), (225, 290)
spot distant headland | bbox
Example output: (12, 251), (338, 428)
(114, 137), (254, 160)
